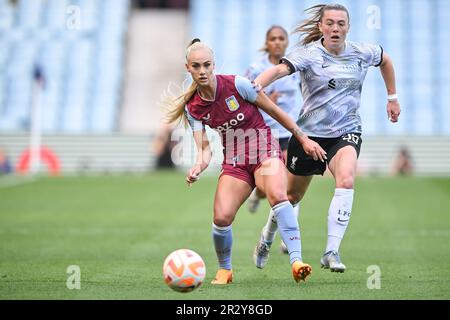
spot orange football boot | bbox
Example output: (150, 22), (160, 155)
(211, 269), (233, 285)
(292, 261), (312, 283)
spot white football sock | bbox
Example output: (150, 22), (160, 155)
(262, 209), (277, 245)
(249, 188), (258, 200)
(293, 202), (299, 219)
(325, 188), (354, 253)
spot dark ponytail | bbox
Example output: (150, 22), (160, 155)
(294, 3), (350, 46)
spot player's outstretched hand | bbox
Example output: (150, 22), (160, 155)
(186, 165), (202, 187)
(301, 138), (327, 163)
(387, 100), (401, 123)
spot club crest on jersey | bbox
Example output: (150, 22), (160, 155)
(202, 113), (211, 121)
(225, 95), (240, 111)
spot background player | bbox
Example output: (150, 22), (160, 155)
(244, 25), (302, 255)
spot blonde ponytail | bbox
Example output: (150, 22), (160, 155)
(166, 81), (198, 126)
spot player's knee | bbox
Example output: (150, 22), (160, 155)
(287, 190), (304, 205)
(266, 190), (288, 207)
(255, 188), (266, 198)
(337, 175), (354, 189)
(213, 206), (233, 226)
(213, 216), (232, 227)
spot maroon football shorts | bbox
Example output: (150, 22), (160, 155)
(219, 148), (284, 189)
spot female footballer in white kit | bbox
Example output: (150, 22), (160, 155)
(252, 3), (401, 272)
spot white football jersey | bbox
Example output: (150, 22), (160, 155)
(245, 53), (302, 139)
(282, 38), (383, 138)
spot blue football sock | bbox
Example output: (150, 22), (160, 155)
(272, 201), (302, 264)
(212, 223), (232, 270)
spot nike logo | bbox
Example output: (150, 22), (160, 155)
(202, 113), (211, 121)
(322, 64), (330, 68)
(337, 209), (350, 223)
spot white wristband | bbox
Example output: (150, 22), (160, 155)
(387, 94), (398, 101)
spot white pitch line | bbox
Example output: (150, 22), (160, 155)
(0, 176), (39, 189)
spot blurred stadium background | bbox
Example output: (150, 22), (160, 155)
(1, 0), (450, 300)
(0, 0), (449, 176)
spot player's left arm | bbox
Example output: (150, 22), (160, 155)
(379, 52), (401, 123)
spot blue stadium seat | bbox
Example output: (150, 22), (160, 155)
(189, 0), (448, 136)
(0, 0), (129, 133)
(18, 0), (45, 30)
(45, 0), (68, 31)
(0, 0), (15, 31)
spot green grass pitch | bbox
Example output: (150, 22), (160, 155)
(0, 172), (449, 299)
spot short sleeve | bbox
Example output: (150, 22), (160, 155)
(184, 105), (204, 132)
(362, 43), (383, 67)
(235, 75), (258, 103)
(244, 65), (259, 81)
(244, 54), (267, 81)
(282, 46), (316, 73)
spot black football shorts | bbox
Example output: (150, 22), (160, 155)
(286, 132), (362, 176)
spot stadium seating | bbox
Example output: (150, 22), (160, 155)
(190, 0), (450, 136)
(1, 0), (450, 175)
(0, 0), (130, 133)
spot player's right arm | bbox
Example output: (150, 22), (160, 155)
(253, 63), (291, 89)
(254, 46), (314, 90)
(185, 106), (211, 186)
(186, 128), (212, 186)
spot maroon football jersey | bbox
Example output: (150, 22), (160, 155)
(186, 75), (279, 166)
